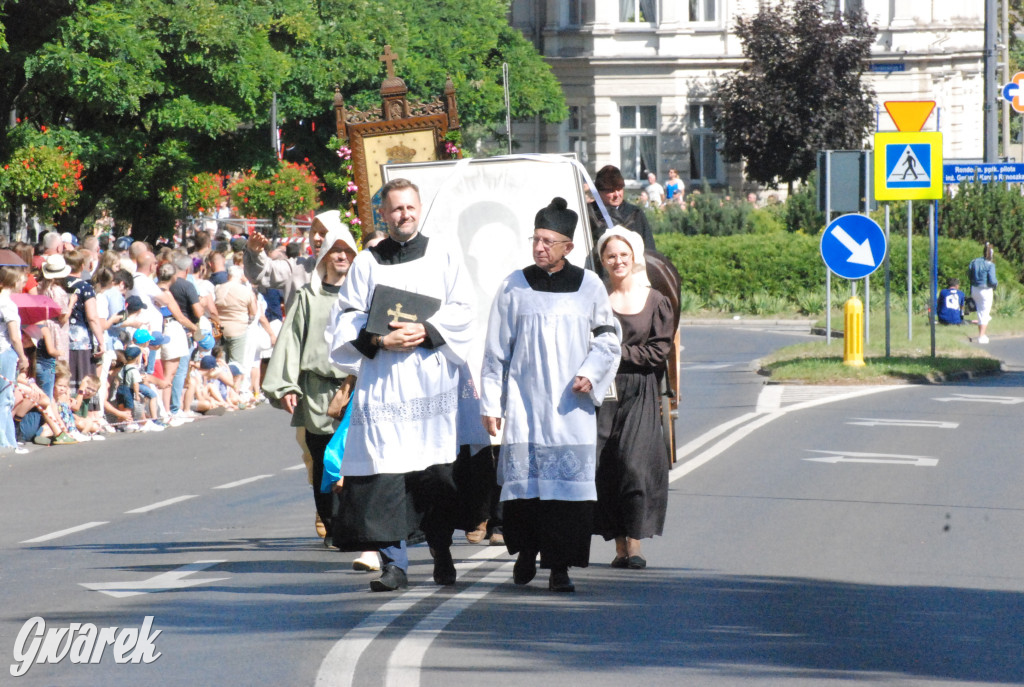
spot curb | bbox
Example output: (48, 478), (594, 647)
(682, 318), (813, 332)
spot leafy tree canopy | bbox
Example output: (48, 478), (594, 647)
(1, 0), (565, 238)
(711, 0), (876, 190)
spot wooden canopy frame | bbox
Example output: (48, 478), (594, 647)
(333, 45), (460, 238)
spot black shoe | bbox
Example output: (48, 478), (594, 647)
(627, 555), (647, 570)
(433, 548), (456, 586)
(548, 567), (575, 593)
(610, 556), (628, 568)
(513, 550), (537, 585)
(369, 564), (408, 592)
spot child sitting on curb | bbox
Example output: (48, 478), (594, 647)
(13, 372), (75, 447)
(104, 356), (134, 430)
(32, 363), (79, 445)
(113, 346), (163, 432)
(68, 374), (110, 437)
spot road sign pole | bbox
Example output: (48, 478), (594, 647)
(907, 200), (913, 340)
(863, 151), (871, 346)
(930, 200), (937, 357)
(825, 151), (832, 347)
(884, 203), (891, 357)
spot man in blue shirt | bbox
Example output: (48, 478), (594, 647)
(937, 278), (965, 325)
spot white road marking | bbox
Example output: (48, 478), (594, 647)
(384, 563), (514, 687)
(934, 393), (1024, 405)
(21, 521), (108, 544)
(212, 474), (273, 489)
(670, 385), (905, 484)
(755, 385), (784, 413)
(846, 418), (958, 429)
(318, 383), (906, 685)
(675, 412), (760, 463)
(316, 546), (508, 687)
(683, 363), (738, 371)
(803, 450), (938, 467)
(283, 463), (307, 471)
(125, 495), (197, 514)
(80, 559), (228, 598)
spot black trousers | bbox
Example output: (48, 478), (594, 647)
(452, 445), (501, 532)
(331, 462), (459, 552)
(303, 430), (338, 536)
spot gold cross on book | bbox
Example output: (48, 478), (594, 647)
(387, 303), (417, 324)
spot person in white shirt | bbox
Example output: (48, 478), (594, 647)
(644, 172), (665, 208)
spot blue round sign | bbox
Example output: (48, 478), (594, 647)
(820, 213), (886, 280)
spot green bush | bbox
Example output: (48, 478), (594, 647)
(996, 286), (1024, 317)
(707, 293), (743, 313)
(879, 182), (1024, 282)
(794, 288), (826, 315)
(785, 172), (825, 233)
(747, 291), (790, 315)
(647, 183), (752, 236)
(747, 206), (786, 234)
(654, 232), (1023, 312)
(654, 232), (824, 298)
(939, 181), (1024, 278)
(678, 291), (705, 313)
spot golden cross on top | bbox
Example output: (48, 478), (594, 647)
(379, 45), (399, 79)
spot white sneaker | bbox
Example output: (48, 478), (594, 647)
(139, 422), (164, 432)
(352, 551), (382, 572)
(90, 434), (105, 441)
(978, 335), (989, 344)
(14, 446), (29, 454)
(122, 423), (140, 433)
(167, 416), (188, 427)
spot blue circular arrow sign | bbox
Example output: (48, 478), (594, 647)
(820, 213), (886, 280)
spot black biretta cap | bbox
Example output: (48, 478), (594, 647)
(534, 197), (578, 240)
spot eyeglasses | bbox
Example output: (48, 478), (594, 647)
(529, 236), (570, 248)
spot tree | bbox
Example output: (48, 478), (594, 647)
(1, 0), (566, 239)
(710, 0), (876, 191)
(0, 142), (84, 222)
(275, 0), (566, 204)
(228, 161), (323, 233)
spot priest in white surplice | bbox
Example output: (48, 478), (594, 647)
(326, 178), (475, 592)
(481, 197), (621, 593)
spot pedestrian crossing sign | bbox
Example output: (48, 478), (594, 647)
(873, 131), (943, 200)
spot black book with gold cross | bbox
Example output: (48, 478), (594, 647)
(366, 284), (441, 336)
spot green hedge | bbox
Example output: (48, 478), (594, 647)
(654, 233), (1023, 304)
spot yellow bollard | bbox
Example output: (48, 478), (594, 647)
(843, 297), (865, 367)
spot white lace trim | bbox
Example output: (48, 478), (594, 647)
(350, 388), (458, 426)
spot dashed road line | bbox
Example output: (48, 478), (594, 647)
(21, 521), (109, 544)
(213, 474), (274, 489)
(125, 495), (198, 514)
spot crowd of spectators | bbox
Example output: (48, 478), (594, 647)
(0, 226), (290, 454)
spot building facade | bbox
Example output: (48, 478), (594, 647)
(509, 0), (984, 192)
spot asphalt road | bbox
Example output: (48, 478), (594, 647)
(2, 324), (1023, 686)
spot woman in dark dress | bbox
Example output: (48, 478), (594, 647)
(594, 227), (674, 569)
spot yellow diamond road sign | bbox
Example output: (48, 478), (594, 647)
(873, 131), (943, 201)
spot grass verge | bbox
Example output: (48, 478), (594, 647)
(757, 311), (1021, 384)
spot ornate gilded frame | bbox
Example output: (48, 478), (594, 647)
(347, 115), (449, 236)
